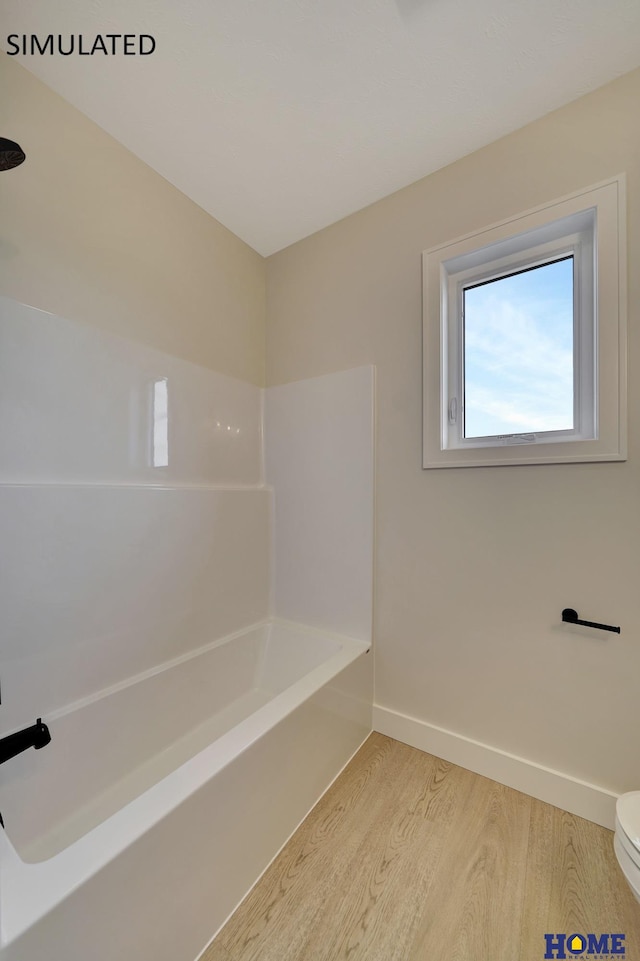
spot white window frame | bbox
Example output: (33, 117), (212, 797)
(422, 176), (626, 468)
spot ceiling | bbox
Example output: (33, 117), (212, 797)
(2, 0), (640, 255)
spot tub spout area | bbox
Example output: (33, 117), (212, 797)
(0, 719), (51, 766)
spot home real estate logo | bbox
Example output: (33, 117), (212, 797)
(544, 933), (626, 959)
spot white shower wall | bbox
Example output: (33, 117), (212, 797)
(0, 298), (263, 487)
(265, 368), (375, 641)
(0, 486), (271, 733)
(0, 297), (374, 737)
(0, 297), (269, 735)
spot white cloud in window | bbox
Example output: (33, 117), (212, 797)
(464, 260), (574, 437)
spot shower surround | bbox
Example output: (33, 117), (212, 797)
(0, 296), (374, 961)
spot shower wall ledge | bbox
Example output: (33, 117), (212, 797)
(0, 482), (272, 490)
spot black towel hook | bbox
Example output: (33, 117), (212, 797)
(562, 608), (620, 634)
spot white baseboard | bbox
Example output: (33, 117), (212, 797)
(373, 705), (617, 829)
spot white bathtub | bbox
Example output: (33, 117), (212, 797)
(0, 619), (371, 960)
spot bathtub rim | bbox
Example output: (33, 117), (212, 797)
(0, 617), (370, 947)
(0, 614), (360, 738)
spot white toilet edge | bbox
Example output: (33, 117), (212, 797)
(614, 833), (640, 903)
(615, 816), (640, 862)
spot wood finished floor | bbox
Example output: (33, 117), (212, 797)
(201, 734), (640, 961)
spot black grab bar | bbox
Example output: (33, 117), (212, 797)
(0, 718), (51, 766)
(562, 608), (620, 634)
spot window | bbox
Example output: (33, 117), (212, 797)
(422, 177), (626, 468)
(463, 257), (575, 439)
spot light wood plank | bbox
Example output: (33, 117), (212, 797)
(306, 745), (464, 960)
(203, 734), (640, 961)
(407, 773), (532, 960)
(219, 733), (398, 959)
(519, 798), (640, 960)
(199, 938), (234, 961)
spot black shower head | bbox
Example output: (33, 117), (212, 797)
(0, 137), (26, 171)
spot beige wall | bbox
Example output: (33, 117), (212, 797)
(267, 68), (640, 794)
(0, 55), (265, 385)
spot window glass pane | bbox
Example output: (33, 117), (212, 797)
(463, 257), (574, 438)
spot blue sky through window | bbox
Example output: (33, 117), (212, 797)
(463, 257), (574, 438)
